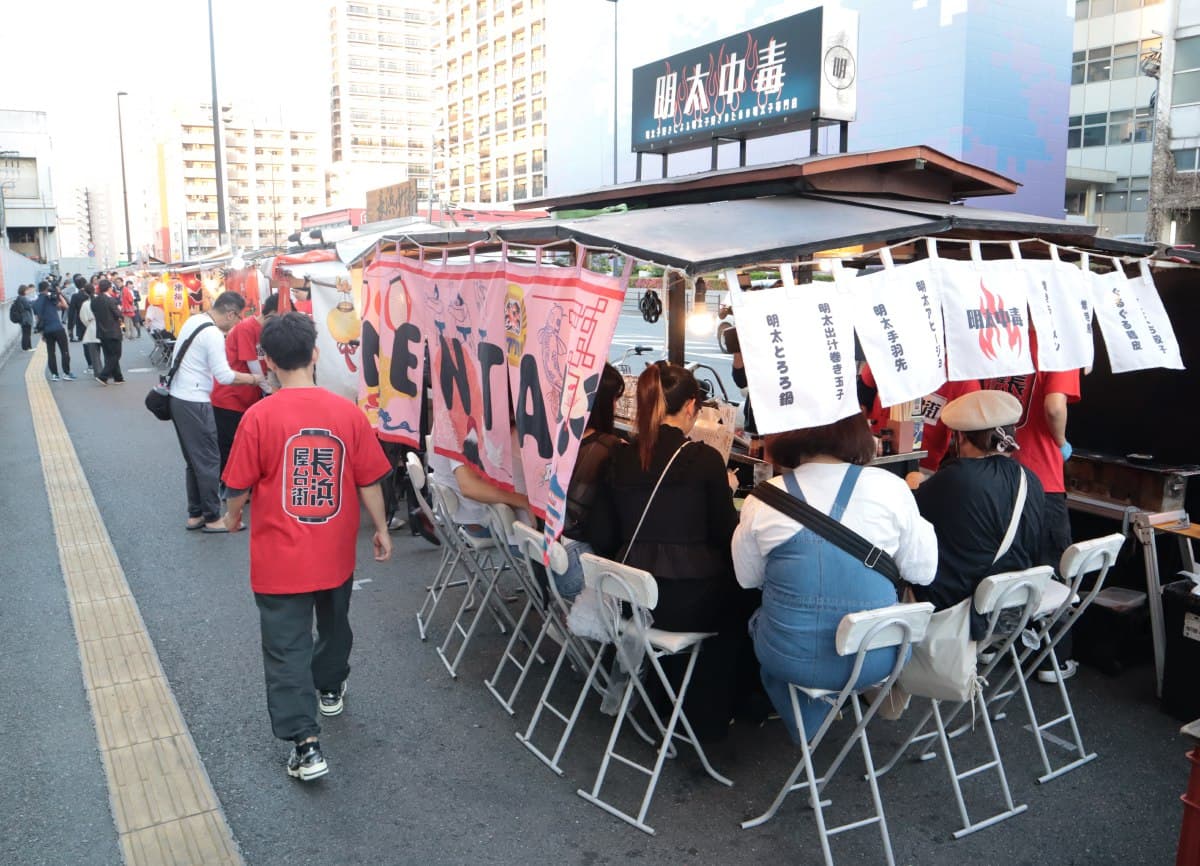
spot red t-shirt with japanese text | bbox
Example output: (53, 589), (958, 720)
(982, 368), (1080, 493)
(211, 316), (264, 413)
(918, 379), (981, 471)
(223, 387), (391, 594)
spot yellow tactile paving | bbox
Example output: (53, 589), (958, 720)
(24, 346), (244, 866)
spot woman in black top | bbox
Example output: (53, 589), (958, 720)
(553, 363), (626, 600)
(594, 363), (758, 740)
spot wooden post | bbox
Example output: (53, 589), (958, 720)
(667, 270), (686, 365)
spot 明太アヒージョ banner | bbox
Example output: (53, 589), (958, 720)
(359, 254), (627, 543)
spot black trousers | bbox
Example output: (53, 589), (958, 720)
(20, 324), (32, 350)
(43, 329), (71, 375)
(212, 406), (244, 476)
(1041, 491), (1074, 661)
(98, 336), (124, 383)
(254, 576), (355, 743)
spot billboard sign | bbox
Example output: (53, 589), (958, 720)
(630, 6), (858, 155)
(365, 180), (418, 224)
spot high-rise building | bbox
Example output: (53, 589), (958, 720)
(161, 106), (322, 258)
(435, 0), (549, 207)
(0, 109), (59, 263)
(1065, 0), (1163, 239)
(328, 0), (437, 208)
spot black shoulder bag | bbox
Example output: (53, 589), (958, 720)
(144, 322), (214, 421)
(748, 480), (906, 591)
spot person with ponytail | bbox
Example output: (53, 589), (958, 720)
(593, 362), (759, 742)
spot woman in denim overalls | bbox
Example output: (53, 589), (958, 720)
(732, 414), (938, 742)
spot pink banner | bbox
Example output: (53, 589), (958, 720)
(358, 254), (627, 542)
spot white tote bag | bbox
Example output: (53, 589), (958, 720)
(899, 470), (1028, 703)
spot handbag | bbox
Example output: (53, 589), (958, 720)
(899, 467), (1029, 703)
(144, 322), (214, 421)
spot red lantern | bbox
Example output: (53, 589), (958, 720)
(282, 428), (346, 524)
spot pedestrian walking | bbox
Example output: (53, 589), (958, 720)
(31, 281), (74, 381)
(78, 283), (99, 373)
(211, 293), (278, 479)
(222, 312), (391, 781)
(67, 276), (89, 341)
(91, 279), (125, 385)
(121, 280), (138, 339)
(168, 291), (263, 532)
(10, 285), (36, 351)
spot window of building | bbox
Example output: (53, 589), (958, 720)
(1076, 0), (1160, 17)
(514, 179), (527, 199)
(1175, 36), (1200, 105)
(1067, 107), (1152, 148)
(1174, 148), (1199, 171)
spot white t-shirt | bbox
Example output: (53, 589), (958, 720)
(427, 453), (491, 527)
(168, 314), (237, 403)
(733, 462), (938, 590)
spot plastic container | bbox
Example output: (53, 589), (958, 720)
(1093, 587), (1148, 613)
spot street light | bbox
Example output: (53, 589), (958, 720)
(207, 0), (228, 248)
(606, 0), (618, 185)
(116, 92), (133, 264)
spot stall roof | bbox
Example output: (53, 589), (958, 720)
(515, 145), (1022, 214)
(366, 193), (1154, 275)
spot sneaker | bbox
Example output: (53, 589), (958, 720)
(319, 682), (347, 717)
(63, 373), (77, 381)
(1036, 659), (1078, 684)
(286, 741), (328, 781)
(387, 514), (407, 531)
(94, 376), (108, 386)
(85, 367), (93, 373)
(49, 374), (60, 382)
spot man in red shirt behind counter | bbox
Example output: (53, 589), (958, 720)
(223, 312), (392, 782)
(212, 294), (278, 479)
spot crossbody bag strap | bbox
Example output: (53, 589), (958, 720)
(620, 441), (690, 565)
(749, 479), (906, 591)
(163, 322), (214, 387)
(993, 468), (1028, 564)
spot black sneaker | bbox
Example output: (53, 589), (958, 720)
(286, 741), (328, 781)
(319, 682), (347, 717)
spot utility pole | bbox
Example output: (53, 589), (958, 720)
(116, 92), (133, 263)
(207, 0), (228, 249)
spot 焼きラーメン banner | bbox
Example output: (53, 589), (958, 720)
(359, 254), (627, 540)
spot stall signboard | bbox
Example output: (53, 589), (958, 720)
(724, 269), (859, 433)
(840, 257), (946, 408)
(366, 180), (419, 224)
(630, 6), (858, 154)
(1090, 259), (1184, 373)
(361, 255), (628, 543)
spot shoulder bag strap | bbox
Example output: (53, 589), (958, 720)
(992, 467), (1029, 564)
(164, 322), (215, 387)
(749, 477), (905, 590)
(620, 441), (690, 565)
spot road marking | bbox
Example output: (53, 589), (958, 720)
(24, 345), (243, 866)
(125, 367), (155, 373)
(352, 578), (373, 591)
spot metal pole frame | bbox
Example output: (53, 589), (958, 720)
(207, 0), (228, 249)
(116, 92), (133, 264)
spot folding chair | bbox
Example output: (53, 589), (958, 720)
(575, 553), (733, 835)
(742, 602), (934, 866)
(986, 533), (1126, 783)
(429, 481), (513, 678)
(408, 453), (461, 641)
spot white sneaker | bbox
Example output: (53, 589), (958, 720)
(1036, 659), (1078, 684)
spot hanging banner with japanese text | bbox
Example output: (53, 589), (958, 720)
(725, 272), (859, 433)
(841, 258), (946, 408)
(356, 256), (385, 430)
(936, 257), (1034, 381)
(1090, 260), (1184, 373)
(273, 258), (360, 403)
(1019, 255), (1094, 373)
(360, 255), (628, 541)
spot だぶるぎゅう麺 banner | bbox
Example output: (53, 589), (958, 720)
(357, 254), (628, 542)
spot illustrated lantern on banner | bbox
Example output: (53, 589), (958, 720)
(282, 428), (345, 524)
(327, 277), (363, 373)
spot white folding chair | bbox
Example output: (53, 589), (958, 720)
(484, 515), (563, 715)
(575, 553), (733, 836)
(408, 453), (462, 642)
(430, 481), (513, 678)
(986, 533), (1126, 783)
(742, 602), (934, 866)
(875, 567), (1051, 838)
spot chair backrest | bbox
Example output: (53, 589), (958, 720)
(1059, 533), (1125, 585)
(834, 602), (934, 656)
(581, 553), (658, 611)
(512, 520), (568, 576)
(405, 451), (426, 490)
(974, 565), (1054, 616)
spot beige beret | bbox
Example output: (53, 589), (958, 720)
(941, 390), (1022, 431)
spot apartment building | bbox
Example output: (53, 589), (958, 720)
(1066, 0), (1164, 237)
(0, 109), (58, 263)
(166, 107), (321, 258)
(328, 0), (437, 208)
(435, 0), (548, 207)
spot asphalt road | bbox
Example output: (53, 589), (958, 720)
(3, 333), (1191, 866)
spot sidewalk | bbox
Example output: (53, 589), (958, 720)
(1, 336), (1191, 865)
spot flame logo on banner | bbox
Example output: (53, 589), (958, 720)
(977, 281), (1022, 360)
